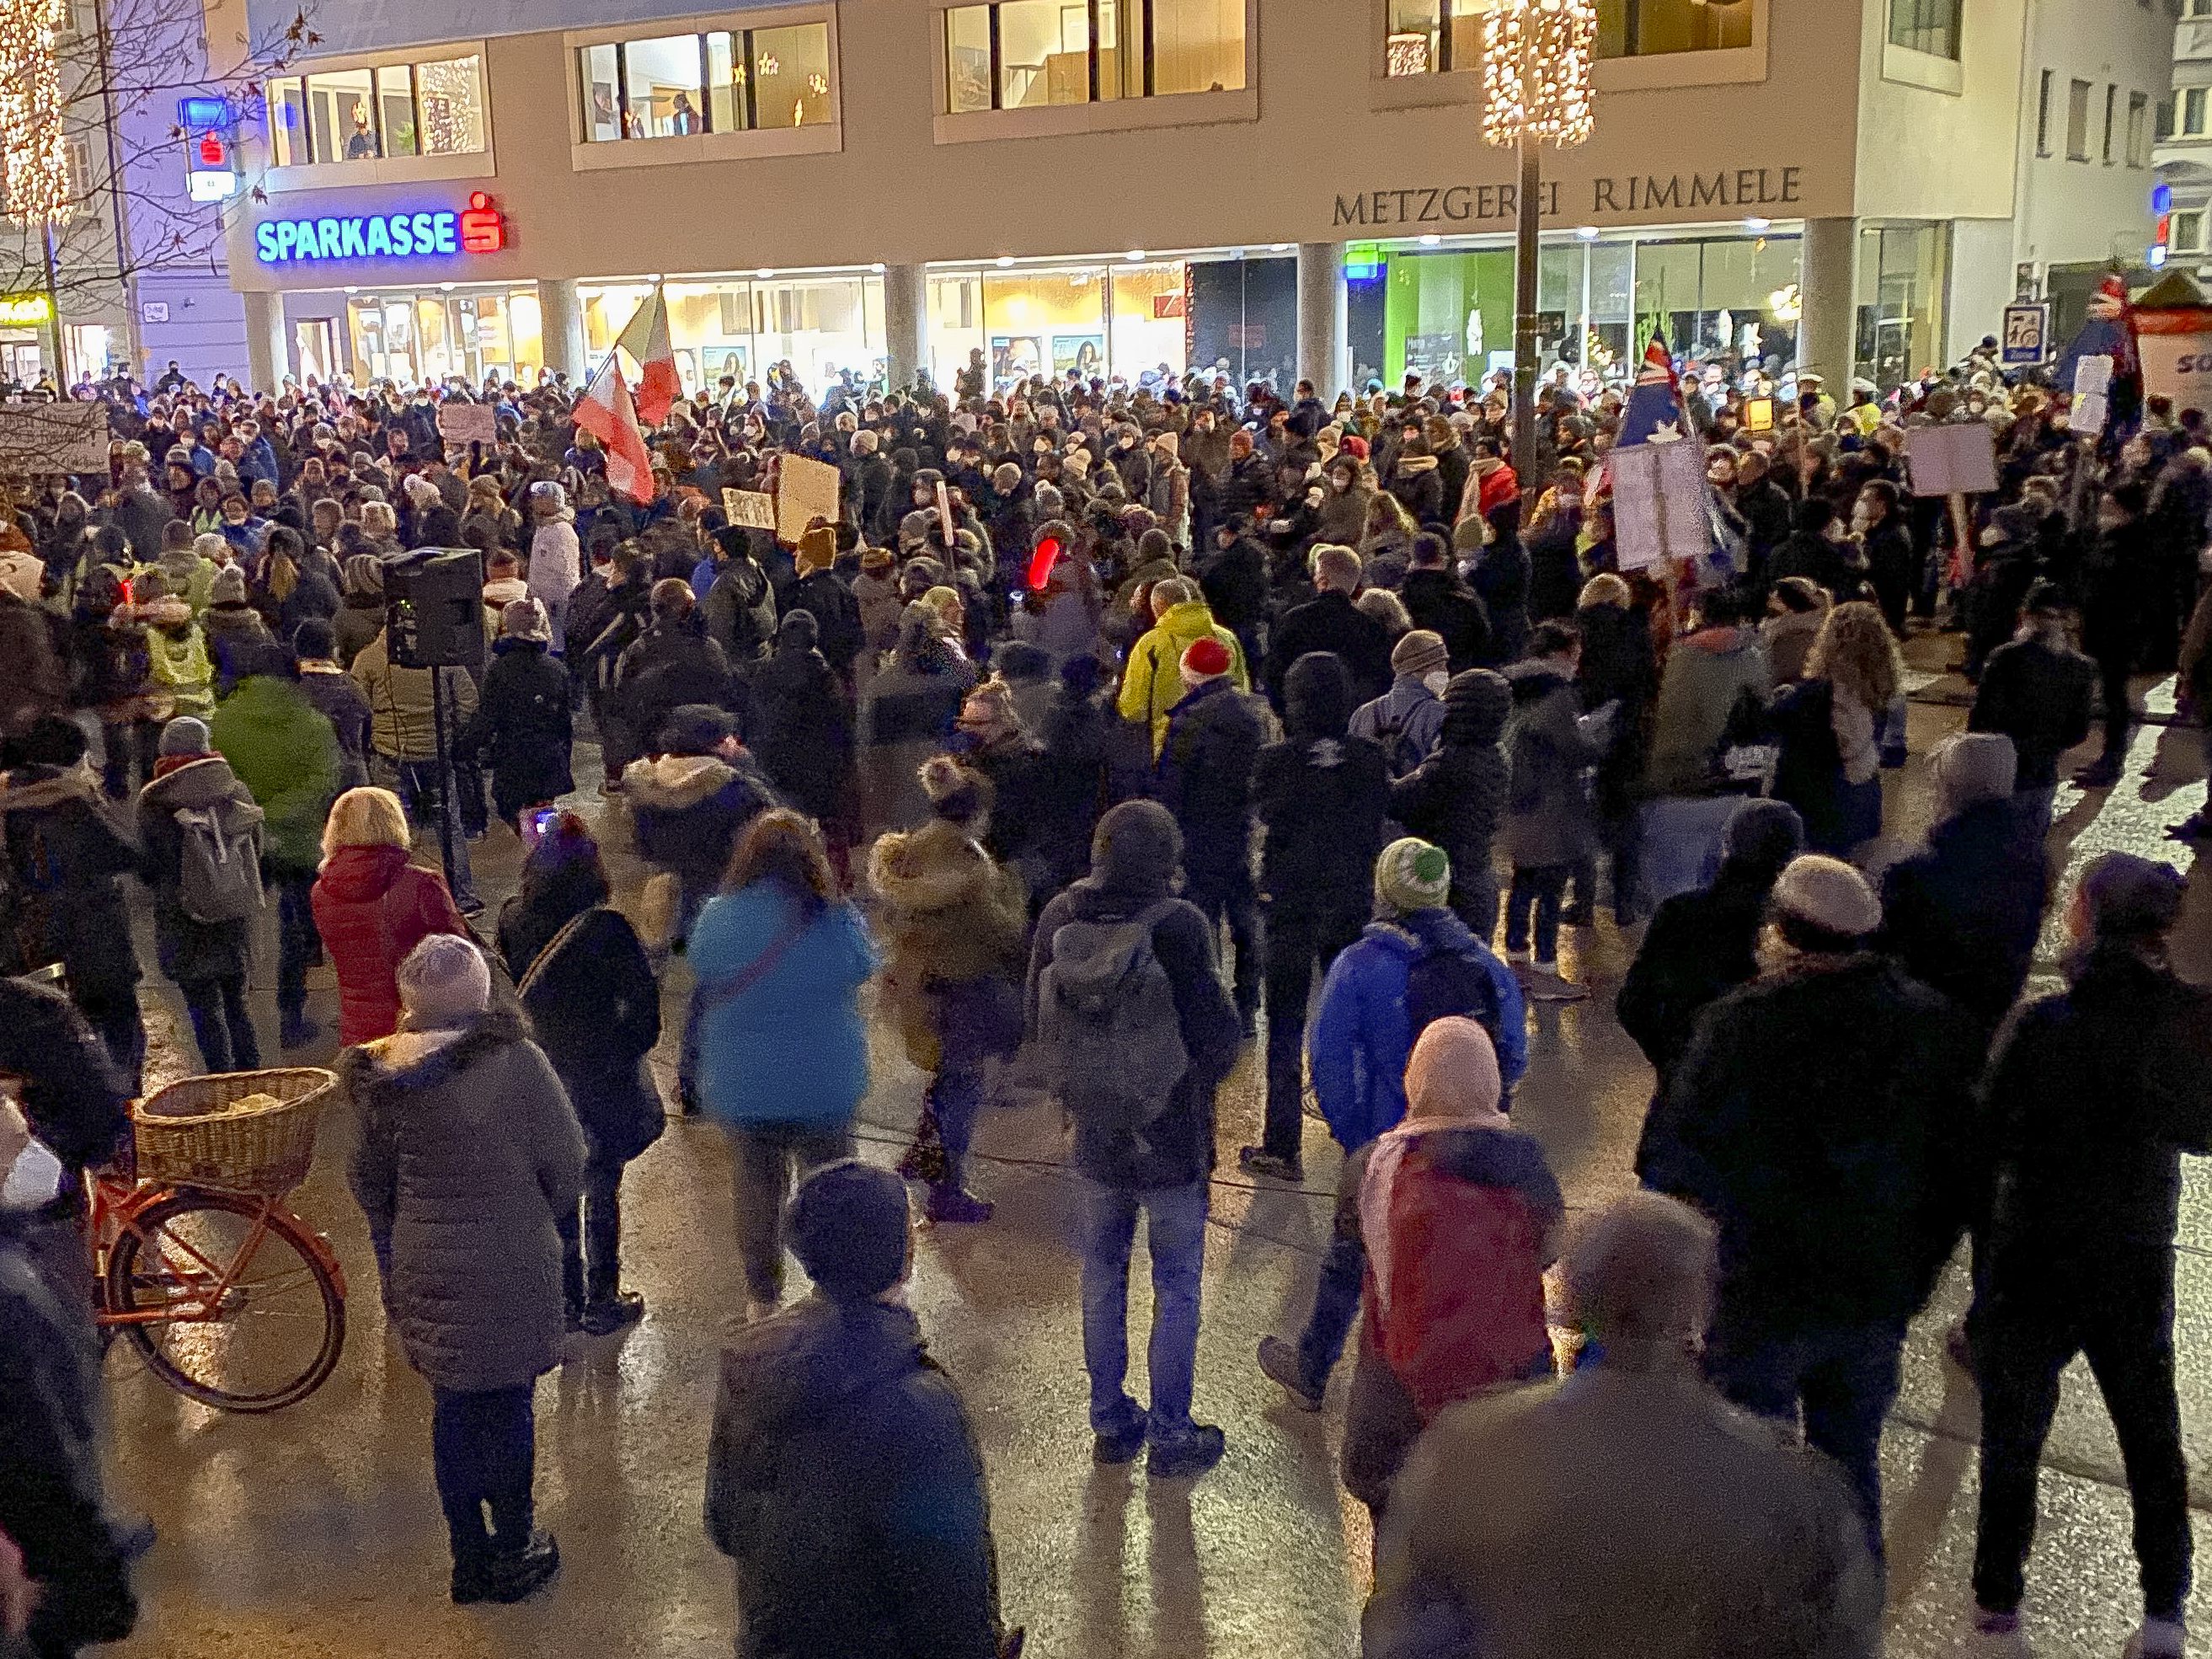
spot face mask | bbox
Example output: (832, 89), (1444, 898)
(1423, 670), (1450, 697)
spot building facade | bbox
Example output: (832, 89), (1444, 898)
(2158, 0), (2212, 289)
(200, 0), (2159, 398)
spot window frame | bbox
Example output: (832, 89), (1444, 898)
(2036, 69), (2053, 157)
(942, 0), (1251, 111)
(1886, 0), (1961, 62)
(2129, 91), (2151, 168)
(2068, 77), (2094, 162)
(261, 43), (491, 180)
(565, 5), (843, 167)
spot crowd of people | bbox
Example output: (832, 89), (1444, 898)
(0, 338), (2209, 1658)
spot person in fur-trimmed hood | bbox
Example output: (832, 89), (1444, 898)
(344, 934), (582, 1608)
(869, 759), (1028, 1225)
(626, 704), (777, 950)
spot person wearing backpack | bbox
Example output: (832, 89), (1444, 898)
(1027, 800), (1242, 1480)
(1258, 838), (1527, 1414)
(1349, 630), (1449, 783)
(136, 716), (265, 1073)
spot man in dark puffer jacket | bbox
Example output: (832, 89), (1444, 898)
(1391, 668), (1511, 941)
(706, 1161), (1015, 1659)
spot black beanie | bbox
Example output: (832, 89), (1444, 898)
(788, 1162), (910, 1301)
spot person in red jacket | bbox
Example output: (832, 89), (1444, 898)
(311, 786), (469, 1047)
(1339, 1014), (1563, 1523)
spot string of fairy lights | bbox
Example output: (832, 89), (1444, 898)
(0, 0), (72, 224)
(1479, 0), (1596, 151)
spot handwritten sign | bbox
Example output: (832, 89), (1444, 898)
(721, 488), (776, 531)
(0, 403), (110, 475)
(776, 453), (841, 547)
(435, 402), (497, 447)
(1904, 423), (1999, 498)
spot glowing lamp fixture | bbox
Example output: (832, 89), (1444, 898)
(0, 0), (73, 225)
(1481, 0), (1595, 150)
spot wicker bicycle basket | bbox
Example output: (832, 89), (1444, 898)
(132, 1068), (337, 1196)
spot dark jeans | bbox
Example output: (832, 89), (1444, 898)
(1260, 900), (1364, 1164)
(1184, 865), (1262, 1024)
(273, 870), (318, 1025)
(2097, 651), (2134, 764)
(1974, 1254), (2190, 1620)
(725, 1121), (854, 1304)
(1294, 1229), (1368, 1388)
(929, 1063), (984, 1185)
(1504, 864), (1572, 963)
(77, 987), (145, 1095)
(430, 1383), (537, 1567)
(179, 975), (261, 1074)
(1707, 1318), (1905, 1563)
(559, 1151), (627, 1309)
(1077, 1178), (1209, 1441)
(100, 719), (158, 800)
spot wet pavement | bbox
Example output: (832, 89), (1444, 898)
(102, 652), (2212, 1659)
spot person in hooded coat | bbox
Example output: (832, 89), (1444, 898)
(1616, 799), (1804, 1105)
(1878, 733), (2049, 1046)
(136, 716), (265, 1073)
(749, 608), (857, 828)
(525, 480), (583, 653)
(1241, 651), (1389, 1183)
(461, 598), (574, 830)
(495, 816), (663, 1337)
(1389, 667), (1512, 942)
(1400, 533), (1491, 674)
(705, 1161), (1012, 1659)
(345, 934), (580, 1606)
(0, 719), (146, 1087)
(627, 704), (778, 952)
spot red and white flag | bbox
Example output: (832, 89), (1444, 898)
(616, 286), (681, 428)
(574, 354), (658, 505)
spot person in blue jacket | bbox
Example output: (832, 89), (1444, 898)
(687, 808), (877, 1320)
(1258, 836), (1526, 1412)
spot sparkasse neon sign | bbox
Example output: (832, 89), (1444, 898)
(254, 192), (506, 265)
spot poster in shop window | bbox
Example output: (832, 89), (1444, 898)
(1903, 423), (1999, 498)
(776, 453), (841, 547)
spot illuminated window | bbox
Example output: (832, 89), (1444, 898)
(578, 23), (833, 139)
(265, 50), (485, 165)
(943, 0), (1246, 110)
(1387, 0), (1749, 75)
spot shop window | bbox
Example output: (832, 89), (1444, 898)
(2187, 88), (2209, 139)
(943, 0), (1245, 110)
(1887, 0), (1959, 61)
(307, 67), (379, 161)
(578, 23), (833, 139)
(417, 56), (485, 154)
(265, 51), (485, 166)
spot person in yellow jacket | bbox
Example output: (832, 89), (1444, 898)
(1117, 577), (1248, 755)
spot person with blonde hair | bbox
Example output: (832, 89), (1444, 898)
(1770, 600), (1902, 856)
(311, 785), (468, 1046)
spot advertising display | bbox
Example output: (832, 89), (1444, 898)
(2134, 305), (2212, 417)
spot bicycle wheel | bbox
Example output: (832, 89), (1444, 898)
(104, 1189), (345, 1412)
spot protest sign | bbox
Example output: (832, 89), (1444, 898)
(721, 488), (777, 531)
(776, 453), (842, 546)
(1903, 422), (1999, 497)
(0, 402), (110, 475)
(1611, 438), (1709, 573)
(436, 402), (497, 447)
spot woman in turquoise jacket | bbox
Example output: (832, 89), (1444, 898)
(687, 809), (877, 1318)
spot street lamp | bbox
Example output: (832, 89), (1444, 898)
(1482, 0), (1595, 491)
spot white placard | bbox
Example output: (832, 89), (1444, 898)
(1903, 422), (2000, 498)
(1611, 438), (1709, 572)
(721, 488), (776, 531)
(0, 402), (110, 475)
(436, 402), (497, 447)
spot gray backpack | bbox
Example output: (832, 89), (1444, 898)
(1037, 899), (1188, 1151)
(174, 797), (264, 923)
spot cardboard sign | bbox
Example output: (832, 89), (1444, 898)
(2071, 354), (2113, 438)
(1903, 422), (1999, 498)
(435, 401), (497, 447)
(2134, 305), (2212, 417)
(0, 402), (110, 475)
(775, 452), (841, 547)
(721, 488), (776, 531)
(1611, 438), (1710, 573)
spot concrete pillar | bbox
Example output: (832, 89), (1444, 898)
(883, 263), (927, 393)
(1297, 242), (1349, 398)
(537, 277), (587, 386)
(243, 288), (287, 390)
(1796, 217), (1858, 394)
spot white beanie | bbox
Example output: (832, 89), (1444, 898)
(395, 934), (491, 1028)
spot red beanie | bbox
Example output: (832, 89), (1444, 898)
(1342, 435), (1370, 461)
(1180, 636), (1232, 682)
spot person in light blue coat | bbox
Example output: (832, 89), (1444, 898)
(687, 809), (878, 1316)
(1258, 837), (1527, 1413)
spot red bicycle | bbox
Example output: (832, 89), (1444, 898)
(93, 1068), (347, 1413)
